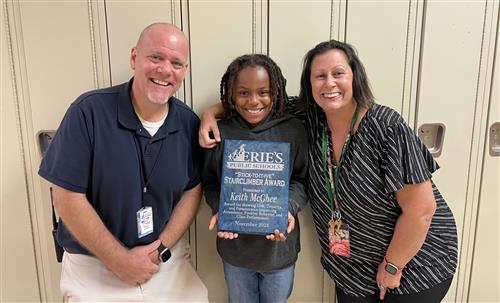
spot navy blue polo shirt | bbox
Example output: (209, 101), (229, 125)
(39, 79), (202, 254)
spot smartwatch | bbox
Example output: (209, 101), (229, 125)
(157, 242), (171, 263)
(383, 257), (403, 275)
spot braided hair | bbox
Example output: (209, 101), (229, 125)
(220, 54), (288, 120)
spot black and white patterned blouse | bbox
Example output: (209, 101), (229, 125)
(302, 101), (458, 297)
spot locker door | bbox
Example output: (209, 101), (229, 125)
(469, 9), (500, 301)
(189, 2), (256, 302)
(416, 2), (487, 301)
(346, 0), (413, 114)
(105, 1), (177, 85)
(1, 4), (40, 300)
(268, 2), (331, 302)
(8, 1), (106, 301)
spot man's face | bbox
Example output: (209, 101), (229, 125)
(130, 25), (189, 106)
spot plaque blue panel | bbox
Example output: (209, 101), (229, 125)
(218, 139), (290, 234)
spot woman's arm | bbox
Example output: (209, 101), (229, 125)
(376, 180), (436, 299)
(199, 102), (224, 148)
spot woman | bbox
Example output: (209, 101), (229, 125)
(200, 40), (457, 302)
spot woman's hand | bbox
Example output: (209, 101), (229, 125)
(199, 103), (223, 148)
(266, 212), (295, 241)
(376, 260), (402, 300)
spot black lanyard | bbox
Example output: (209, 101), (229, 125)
(321, 105), (359, 220)
(133, 135), (164, 200)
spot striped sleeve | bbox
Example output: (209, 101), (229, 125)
(382, 121), (439, 193)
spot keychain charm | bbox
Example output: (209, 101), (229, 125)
(329, 222), (351, 257)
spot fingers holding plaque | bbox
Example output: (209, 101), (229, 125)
(218, 139), (290, 235)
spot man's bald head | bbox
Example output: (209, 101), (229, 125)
(135, 23), (187, 53)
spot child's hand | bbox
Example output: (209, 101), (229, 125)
(217, 231), (239, 240)
(208, 213), (218, 231)
(209, 213), (239, 239)
(266, 230), (286, 241)
(266, 212), (295, 241)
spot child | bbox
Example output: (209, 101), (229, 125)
(202, 54), (308, 303)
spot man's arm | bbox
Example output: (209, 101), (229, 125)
(156, 183), (202, 251)
(52, 186), (159, 285)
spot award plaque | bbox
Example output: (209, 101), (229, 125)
(218, 139), (290, 234)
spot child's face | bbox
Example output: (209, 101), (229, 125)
(232, 66), (273, 126)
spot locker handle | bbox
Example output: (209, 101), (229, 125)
(418, 123), (445, 157)
(489, 122), (500, 156)
(36, 130), (57, 157)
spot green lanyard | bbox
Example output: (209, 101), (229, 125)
(321, 105), (359, 220)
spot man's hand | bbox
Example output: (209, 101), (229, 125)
(148, 243), (161, 265)
(110, 240), (161, 285)
(52, 186), (161, 284)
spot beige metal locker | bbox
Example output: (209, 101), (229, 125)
(469, 4), (500, 300)
(416, 1), (489, 301)
(4, 1), (101, 301)
(106, 1), (179, 86)
(1, 3), (40, 301)
(346, 0), (412, 113)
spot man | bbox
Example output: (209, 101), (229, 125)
(39, 23), (208, 302)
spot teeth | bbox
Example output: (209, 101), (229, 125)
(152, 79), (169, 86)
(323, 92), (340, 98)
(246, 109), (262, 113)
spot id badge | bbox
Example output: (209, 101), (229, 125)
(137, 206), (153, 238)
(328, 220), (351, 257)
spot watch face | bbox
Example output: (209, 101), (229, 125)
(160, 249), (172, 262)
(385, 263), (398, 275)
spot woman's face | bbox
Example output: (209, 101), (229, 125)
(310, 49), (354, 114)
(232, 66), (273, 126)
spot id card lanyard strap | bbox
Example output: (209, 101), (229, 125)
(133, 135), (164, 202)
(321, 105), (359, 221)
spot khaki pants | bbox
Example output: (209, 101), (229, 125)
(60, 239), (208, 302)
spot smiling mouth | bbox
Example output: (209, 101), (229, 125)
(151, 79), (171, 86)
(322, 92), (341, 98)
(244, 108), (264, 114)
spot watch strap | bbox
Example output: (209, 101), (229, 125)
(157, 242), (171, 262)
